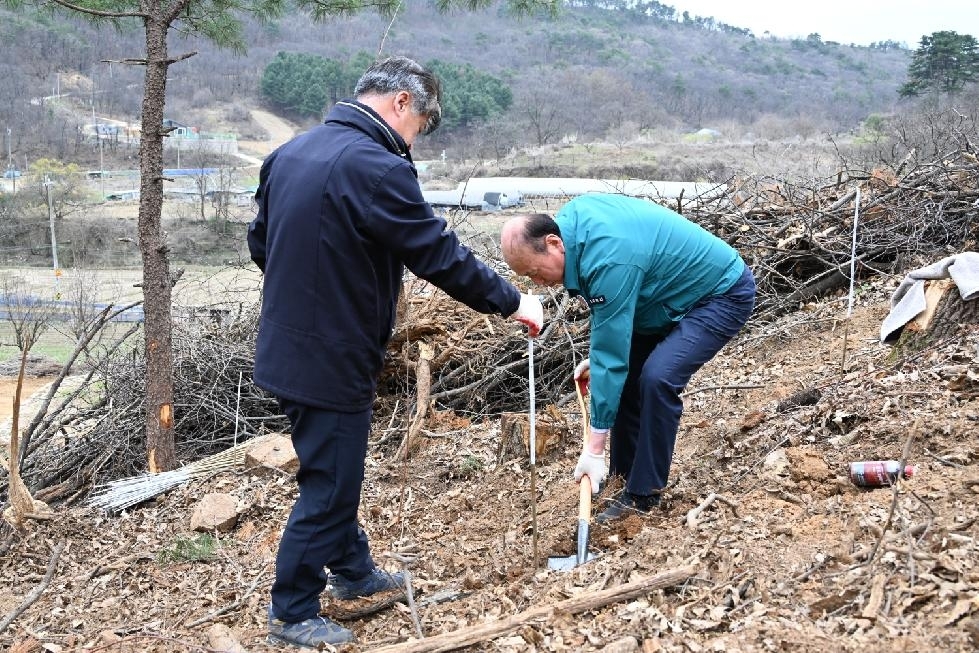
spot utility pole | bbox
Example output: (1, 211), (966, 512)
(92, 91), (105, 201)
(5, 126), (14, 194)
(98, 126), (105, 202)
(44, 175), (60, 274)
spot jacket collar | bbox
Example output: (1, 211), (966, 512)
(556, 217), (582, 295)
(327, 100), (413, 161)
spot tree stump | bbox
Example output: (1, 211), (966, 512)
(497, 406), (571, 463)
(893, 280), (979, 356)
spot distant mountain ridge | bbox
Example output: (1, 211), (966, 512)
(0, 1), (912, 165)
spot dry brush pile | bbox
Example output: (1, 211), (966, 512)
(1, 142), (978, 507)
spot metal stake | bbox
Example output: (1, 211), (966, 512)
(528, 336), (538, 564)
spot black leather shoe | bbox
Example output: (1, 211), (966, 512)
(595, 490), (660, 524)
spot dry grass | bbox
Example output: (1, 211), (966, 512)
(426, 132), (850, 186)
(0, 265), (262, 364)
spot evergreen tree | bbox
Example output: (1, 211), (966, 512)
(899, 31), (979, 96)
(424, 60), (513, 129)
(260, 54), (512, 128)
(261, 51), (379, 118)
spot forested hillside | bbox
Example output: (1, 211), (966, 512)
(0, 0), (913, 166)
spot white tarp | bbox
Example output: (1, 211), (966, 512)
(422, 177), (724, 208)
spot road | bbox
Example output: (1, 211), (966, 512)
(236, 109), (296, 164)
(29, 95), (297, 171)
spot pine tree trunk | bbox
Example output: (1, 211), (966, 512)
(137, 17), (177, 473)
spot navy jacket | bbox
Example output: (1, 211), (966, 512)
(248, 100), (520, 411)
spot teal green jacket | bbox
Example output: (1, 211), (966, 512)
(556, 193), (745, 428)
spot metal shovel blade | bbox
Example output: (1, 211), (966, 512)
(547, 385), (601, 572)
(547, 552), (598, 571)
(547, 517), (598, 571)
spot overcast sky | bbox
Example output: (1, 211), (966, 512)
(673, 1), (979, 47)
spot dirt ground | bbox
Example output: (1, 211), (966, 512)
(0, 377), (55, 424)
(2, 277), (979, 652)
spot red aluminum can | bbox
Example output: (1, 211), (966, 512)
(849, 460), (917, 487)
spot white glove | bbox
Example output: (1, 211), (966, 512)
(513, 293), (544, 337)
(574, 451), (606, 495)
(573, 358), (590, 393)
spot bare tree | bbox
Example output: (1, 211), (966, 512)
(189, 139), (212, 223)
(2, 335), (51, 528)
(523, 92), (562, 147)
(0, 275), (50, 355)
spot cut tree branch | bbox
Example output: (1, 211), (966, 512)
(366, 564), (697, 652)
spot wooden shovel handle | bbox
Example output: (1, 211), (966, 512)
(575, 377), (593, 519)
(579, 475), (592, 520)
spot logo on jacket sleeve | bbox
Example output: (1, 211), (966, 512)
(586, 295), (606, 306)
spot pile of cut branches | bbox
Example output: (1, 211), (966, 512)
(2, 301), (287, 506)
(678, 147), (979, 319)
(3, 146), (977, 503)
(377, 278), (589, 425)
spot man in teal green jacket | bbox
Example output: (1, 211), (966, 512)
(501, 193), (755, 522)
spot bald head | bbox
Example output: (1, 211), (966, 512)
(501, 214), (566, 287)
(500, 215), (530, 262)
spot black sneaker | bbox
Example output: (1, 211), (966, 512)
(595, 490), (660, 524)
(326, 568), (405, 600)
(267, 604), (355, 647)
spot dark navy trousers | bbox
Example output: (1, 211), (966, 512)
(270, 399), (375, 622)
(610, 266), (756, 495)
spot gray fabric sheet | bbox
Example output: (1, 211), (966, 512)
(880, 252), (979, 343)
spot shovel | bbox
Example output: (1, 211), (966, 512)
(547, 377), (599, 571)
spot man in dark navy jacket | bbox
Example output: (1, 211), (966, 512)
(248, 56), (543, 648)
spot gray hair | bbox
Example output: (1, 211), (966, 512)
(354, 56), (442, 135)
